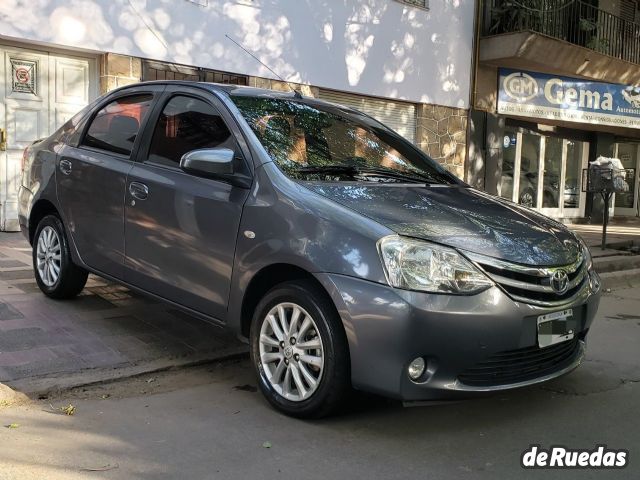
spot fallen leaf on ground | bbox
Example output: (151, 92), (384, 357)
(262, 441), (272, 448)
(61, 404), (76, 416)
(5, 423), (19, 429)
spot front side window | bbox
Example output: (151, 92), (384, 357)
(83, 94), (153, 156)
(231, 95), (455, 185)
(147, 95), (234, 167)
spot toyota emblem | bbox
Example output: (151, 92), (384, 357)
(550, 270), (569, 294)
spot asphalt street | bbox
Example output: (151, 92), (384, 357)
(0, 286), (638, 480)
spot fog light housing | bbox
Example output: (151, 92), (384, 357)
(407, 357), (426, 381)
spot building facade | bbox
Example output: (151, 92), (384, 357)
(0, 0), (475, 231)
(469, 0), (640, 220)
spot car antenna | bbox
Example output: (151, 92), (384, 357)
(225, 34), (303, 99)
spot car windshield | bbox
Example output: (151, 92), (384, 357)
(230, 95), (457, 185)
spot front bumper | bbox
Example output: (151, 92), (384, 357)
(315, 272), (601, 401)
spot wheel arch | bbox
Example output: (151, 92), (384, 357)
(28, 199), (60, 245)
(239, 263), (340, 340)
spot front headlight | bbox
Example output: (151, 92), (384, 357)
(377, 235), (493, 294)
(577, 236), (593, 270)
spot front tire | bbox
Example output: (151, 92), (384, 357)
(33, 215), (88, 299)
(250, 280), (350, 418)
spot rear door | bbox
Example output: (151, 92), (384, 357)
(57, 86), (163, 278)
(123, 87), (252, 321)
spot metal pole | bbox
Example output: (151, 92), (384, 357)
(601, 191), (610, 250)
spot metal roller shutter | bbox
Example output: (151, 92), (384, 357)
(318, 89), (417, 143)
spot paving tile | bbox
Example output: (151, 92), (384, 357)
(101, 314), (154, 334)
(0, 327), (53, 351)
(0, 347), (57, 366)
(0, 259), (29, 268)
(12, 282), (41, 294)
(0, 302), (25, 320)
(2, 356), (89, 379)
(0, 232), (244, 382)
(0, 270), (36, 280)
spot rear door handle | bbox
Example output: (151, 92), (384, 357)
(59, 159), (72, 175)
(129, 181), (149, 200)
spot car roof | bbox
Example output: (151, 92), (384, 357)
(111, 80), (357, 111)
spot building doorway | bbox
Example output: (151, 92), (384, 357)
(498, 126), (589, 218)
(0, 44), (97, 231)
(613, 142), (639, 217)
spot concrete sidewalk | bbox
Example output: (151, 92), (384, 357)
(0, 233), (245, 394)
(567, 217), (640, 254)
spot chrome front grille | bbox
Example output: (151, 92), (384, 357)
(465, 252), (589, 307)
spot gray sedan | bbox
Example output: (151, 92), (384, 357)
(19, 81), (601, 417)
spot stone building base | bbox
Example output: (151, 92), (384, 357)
(416, 104), (468, 179)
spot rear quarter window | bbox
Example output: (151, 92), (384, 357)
(82, 94), (153, 156)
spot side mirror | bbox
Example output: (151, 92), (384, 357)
(180, 148), (235, 178)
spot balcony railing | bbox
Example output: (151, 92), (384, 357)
(483, 0), (640, 65)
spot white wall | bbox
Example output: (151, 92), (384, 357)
(0, 0), (475, 108)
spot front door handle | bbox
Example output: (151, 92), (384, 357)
(129, 181), (149, 200)
(59, 159), (72, 175)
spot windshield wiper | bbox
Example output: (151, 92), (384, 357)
(295, 165), (436, 184)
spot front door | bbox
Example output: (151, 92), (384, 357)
(0, 44), (95, 230)
(123, 91), (250, 321)
(613, 143), (639, 217)
(57, 90), (159, 278)
(498, 127), (588, 218)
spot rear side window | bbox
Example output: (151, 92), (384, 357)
(147, 95), (234, 167)
(82, 94), (153, 156)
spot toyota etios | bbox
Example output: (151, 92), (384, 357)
(19, 82), (601, 417)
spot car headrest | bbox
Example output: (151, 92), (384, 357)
(110, 115), (139, 135)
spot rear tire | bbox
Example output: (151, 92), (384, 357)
(32, 215), (88, 299)
(250, 280), (350, 418)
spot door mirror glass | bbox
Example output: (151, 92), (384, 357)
(180, 147), (234, 178)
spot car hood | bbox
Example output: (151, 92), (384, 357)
(303, 183), (580, 266)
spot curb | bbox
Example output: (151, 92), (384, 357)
(4, 345), (249, 398)
(593, 255), (640, 274)
(600, 268), (640, 291)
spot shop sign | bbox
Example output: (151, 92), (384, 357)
(10, 58), (37, 95)
(498, 68), (640, 129)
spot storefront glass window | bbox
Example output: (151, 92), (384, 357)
(518, 132), (540, 208)
(499, 128), (518, 201)
(564, 141), (583, 209)
(542, 137), (562, 208)
(615, 144), (637, 209)
(498, 124), (587, 216)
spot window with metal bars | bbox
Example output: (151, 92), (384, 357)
(142, 60), (248, 86)
(396, 0), (429, 9)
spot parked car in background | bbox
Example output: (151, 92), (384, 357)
(19, 81), (601, 417)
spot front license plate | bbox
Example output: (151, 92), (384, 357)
(537, 309), (575, 348)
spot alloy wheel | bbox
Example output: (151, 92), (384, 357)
(258, 302), (325, 402)
(36, 226), (62, 287)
